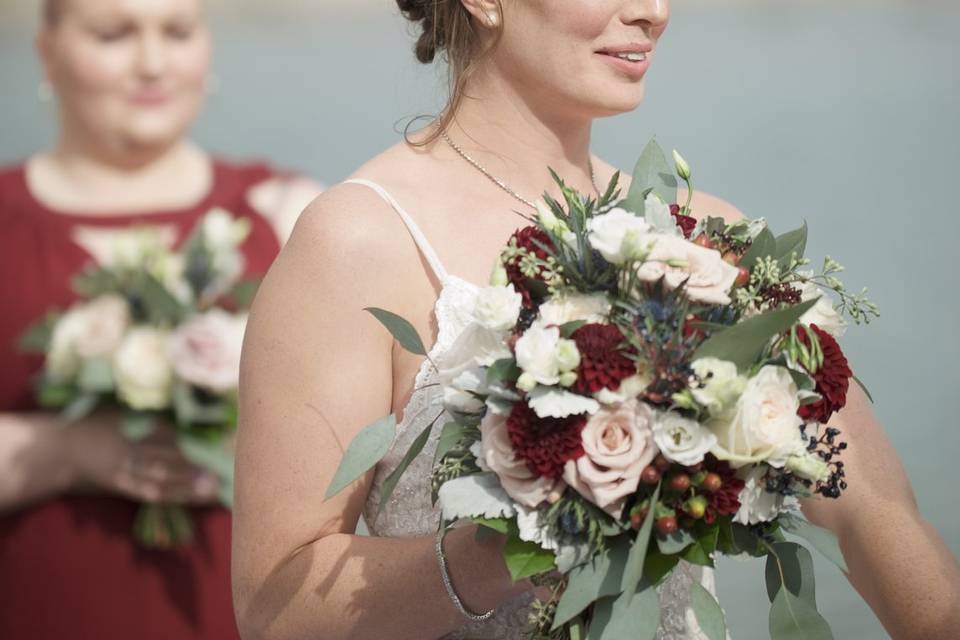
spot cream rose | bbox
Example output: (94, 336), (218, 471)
(479, 412), (564, 508)
(73, 294), (131, 359)
(473, 284), (523, 331)
(113, 327), (174, 410)
(538, 293), (612, 326)
(636, 235), (740, 305)
(654, 412), (717, 466)
(708, 366), (806, 467)
(563, 399), (659, 518)
(587, 208), (655, 264)
(169, 310), (246, 393)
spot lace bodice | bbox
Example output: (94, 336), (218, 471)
(350, 179), (721, 640)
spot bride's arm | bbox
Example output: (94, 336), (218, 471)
(232, 186), (525, 640)
(801, 386), (960, 640)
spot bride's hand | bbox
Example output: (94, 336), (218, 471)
(64, 414), (221, 505)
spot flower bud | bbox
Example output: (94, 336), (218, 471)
(673, 150), (692, 181)
(559, 371), (578, 388)
(516, 372), (537, 393)
(555, 338), (581, 372)
(785, 453), (831, 483)
(536, 200), (561, 233)
(489, 261), (509, 287)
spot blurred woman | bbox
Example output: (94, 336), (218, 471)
(0, 0), (318, 638)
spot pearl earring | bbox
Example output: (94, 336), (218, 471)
(486, 11), (499, 27)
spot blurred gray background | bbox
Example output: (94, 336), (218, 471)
(1, 1), (958, 637)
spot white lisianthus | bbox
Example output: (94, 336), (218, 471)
(785, 452), (831, 483)
(635, 234), (741, 305)
(734, 466), (797, 525)
(112, 327), (174, 410)
(690, 358), (747, 414)
(515, 323), (562, 386)
(538, 293), (611, 326)
(653, 412), (718, 466)
(473, 284), (523, 331)
(527, 387), (599, 419)
(587, 208), (654, 264)
(708, 366), (806, 467)
(796, 276), (847, 338)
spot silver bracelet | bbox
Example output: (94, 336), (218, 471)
(436, 526), (496, 623)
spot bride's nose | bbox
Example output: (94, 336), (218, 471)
(620, 0), (670, 29)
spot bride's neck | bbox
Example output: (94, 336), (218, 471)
(443, 71), (595, 197)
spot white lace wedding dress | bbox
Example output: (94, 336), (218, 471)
(349, 179), (718, 640)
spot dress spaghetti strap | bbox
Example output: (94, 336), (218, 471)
(343, 178), (449, 283)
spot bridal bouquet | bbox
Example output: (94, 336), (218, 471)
(328, 140), (878, 639)
(20, 209), (256, 548)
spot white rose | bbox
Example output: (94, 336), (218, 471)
(690, 358), (747, 414)
(734, 466), (797, 525)
(113, 327), (174, 410)
(473, 284), (523, 331)
(538, 293), (611, 326)
(73, 294), (131, 360)
(797, 278), (847, 338)
(587, 208), (654, 264)
(636, 234), (740, 305)
(515, 323), (562, 386)
(437, 323), (512, 388)
(708, 366), (806, 467)
(46, 309), (87, 382)
(654, 412), (718, 466)
(480, 412), (564, 509)
(168, 310), (246, 393)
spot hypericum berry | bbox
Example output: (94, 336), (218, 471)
(629, 510), (646, 530)
(702, 472), (723, 492)
(735, 266), (751, 287)
(656, 516), (679, 535)
(641, 465), (661, 485)
(685, 495), (709, 519)
(670, 473), (692, 492)
(722, 250), (740, 266)
(693, 234), (714, 250)
(654, 454), (672, 473)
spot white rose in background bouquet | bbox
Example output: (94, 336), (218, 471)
(19, 209), (259, 549)
(327, 140), (879, 639)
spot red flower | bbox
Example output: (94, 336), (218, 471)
(670, 204), (697, 239)
(797, 324), (853, 424)
(504, 226), (555, 306)
(506, 402), (586, 478)
(702, 458), (744, 524)
(570, 324), (638, 395)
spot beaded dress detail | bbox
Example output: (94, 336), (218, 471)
(347, 179), (719, 640)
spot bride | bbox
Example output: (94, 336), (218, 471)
(231, 1), (960, 638)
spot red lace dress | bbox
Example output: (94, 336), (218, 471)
(0, 160), (283, 639)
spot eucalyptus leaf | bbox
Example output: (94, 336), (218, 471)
(690, 581), (728, 640)
(60, 393), (99, 423)
(172, 384), (232, 426)
(38, 382), (75, 409)
(178, 433), (234, 480)
(138, 272), (185, 324)
(765, 542), (817, 606)
(230, 279), (261, 308)
(769, 587), (835, 640)
(325, 414), (397, 499)
(77, 358), (114, 394)
(741, 228), (777, 269)
(779, 513), (848, 573)
(365, 307), (427, 356)
(559, 320), (588, 338)
(625, 139), (677, 214)
(552, 537), (631, 629)
(377, 417), (437, 516)
(503, 536), (555, 581)
(434, 421), (469, 465)
(621, 484), (660, 597)
(693, 298), (819, 371)
(774, 222), (809, 267)
(643, 550), (680, 585)
(122, 412), (156, 441)
(587, 584), (660, 640)
(486, 358), (521, 385)
(683, 526), (719, 567)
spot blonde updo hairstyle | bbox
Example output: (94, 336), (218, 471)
(396, 0), (504, 144)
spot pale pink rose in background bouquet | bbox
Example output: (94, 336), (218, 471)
(170, 310), (247, 393)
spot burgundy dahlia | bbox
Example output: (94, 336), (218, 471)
(506, 402), (586, 479)
(670, 204), (697, 239)
(797, 324), (853, 424)
(505, 226), (555, 306)
(570, 324), (638, 395)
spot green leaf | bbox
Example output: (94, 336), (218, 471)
(503, 537), (555, 582)
(434, 421), (469, 465)
(486, 358), (521, 385)
(765, 542), (817, 606)
(769, 587), (835, 640)
(230, 278), (261, 308)
(325, 414), (397, 499)
(587, 584), (660, 640)
(625, 139), (677, 214)
(569, 617), (586, 640)
(122, 412), (156, 441)
(60, 393), (99, 423)
(683, 526), (720, 567)
(621, 484), (661, 597)
(77, 358), (114, 394)
(72, 268), (119, 298)
(178, 433), (235, 480)
(852, 374), (874, 403)
(37, 381), (75, 408)
(172, 384), (231, 426)
(17, 313), (59, 354)
(643, 550), (680, 585)
(779, 513), (848, 573)
(656, 528), (695, 555)
(774, 222), (808, 267)
(364, 307), (427, 356)
(376, 416), (437, 516)
(559, 320), (588, 338)
(552, 537), (631, 628)
(693, 298), (819, 371)
(741, 228), (777, 268)
(690, 581), (728, 640)
(138, 272), (185, 324)
(472, 517), (510, 534)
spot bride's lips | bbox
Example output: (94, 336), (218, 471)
(595, 43), (653, 80)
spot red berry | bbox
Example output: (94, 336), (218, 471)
(670, 473), (692, 492)
(641, 466), (661, 485)
(656, 516), (678, 535)
(629, 509), (647, 530)
(703, 472), (723, 493)
(722, 250), (741, 266)
(735, 266), (750, 286)
(693, 234), (714, 249)
(654, 454), (672, 472)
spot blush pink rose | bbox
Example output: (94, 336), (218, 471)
(563, 399), (658, 518)
(168, 310), (247, 393)
(479, 412), (564, 509)
(636, 235), (740, 305)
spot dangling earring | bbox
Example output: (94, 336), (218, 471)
(485, 11), (499, 28)
(37, 81), (54, 103)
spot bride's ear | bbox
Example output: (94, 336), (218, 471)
(460, 0), (502, 29)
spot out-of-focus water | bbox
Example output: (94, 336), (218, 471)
(1, 2), (958, 638)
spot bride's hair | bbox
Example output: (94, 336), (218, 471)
(396, 0), (503, 144)
(42, 0), (63, 25)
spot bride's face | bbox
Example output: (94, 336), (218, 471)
(492, 0), (670, 118)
